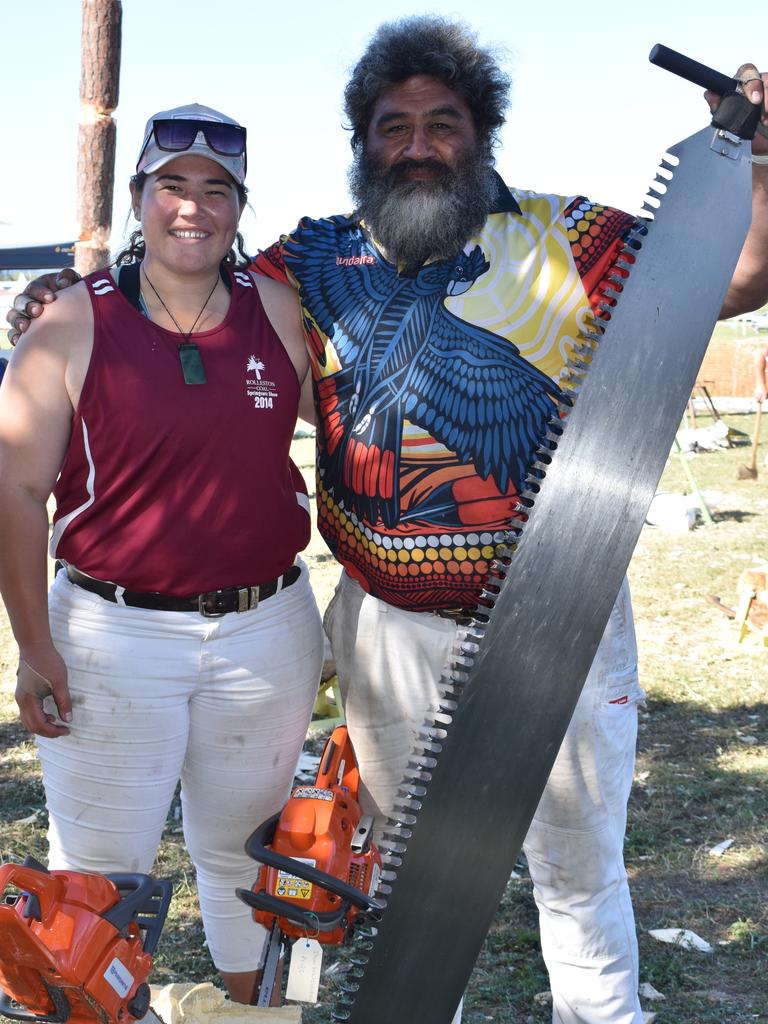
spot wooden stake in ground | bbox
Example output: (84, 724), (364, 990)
(738, 404), (762, 480)
(75, 0), (122, 276)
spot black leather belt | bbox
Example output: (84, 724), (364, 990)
(62, 563), (301, 617)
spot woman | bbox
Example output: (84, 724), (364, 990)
(0, 104), (323, 1004)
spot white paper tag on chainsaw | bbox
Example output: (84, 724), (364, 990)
(286, 938), (322, 1003)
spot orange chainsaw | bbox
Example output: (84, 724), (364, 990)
(0, 857), (171, 1024)
(237, 726), (384, 1005)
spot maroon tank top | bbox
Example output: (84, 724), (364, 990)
(52, 267), (310, 594)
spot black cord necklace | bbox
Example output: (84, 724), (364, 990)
(141, 265), (220, 385)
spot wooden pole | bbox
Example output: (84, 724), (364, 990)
(75, 0), (122, 276)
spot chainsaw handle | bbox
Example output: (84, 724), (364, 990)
(649, 44), (738, 96)
(244, 815), (382, 913)
(0, 864), (61, 924)
(236, 887), (353, 933)
(102, 875), (173, 954)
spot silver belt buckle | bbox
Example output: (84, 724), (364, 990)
(198, 590), (226, 617)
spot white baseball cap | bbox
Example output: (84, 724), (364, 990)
(136, 103), (247, 185)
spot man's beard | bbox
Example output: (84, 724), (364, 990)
(348, 148), (498, 273)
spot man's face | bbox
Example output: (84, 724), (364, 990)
(365, 75), (478, 178)
(350, 73), (497, 272)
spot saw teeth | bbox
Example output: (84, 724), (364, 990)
(398, 783), (427, 798)
(407, 754), (437, 769)
(383, 824), (413, 840)
(429, 710), (453, 726)
(418, 725), (445, 739)
(331, 1010), (351, 1021)
(393, 796), (422, 812)
(579, 327), (603, 341)
(381, 851), (403, 867)
(462, 634), (484, 649)
(445, 668), (468, 682)
(439, 682), (464, 698)
(386, 810), (418, 824)
(413, 740), (442, 755)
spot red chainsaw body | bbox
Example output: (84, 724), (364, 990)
(0, 863), (163, 1024)
(250, 725), (381, 944)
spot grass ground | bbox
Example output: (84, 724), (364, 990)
(0, 408), (766, 1023)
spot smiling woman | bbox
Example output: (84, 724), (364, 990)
(0, 104), (322, 1007)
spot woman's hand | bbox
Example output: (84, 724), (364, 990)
(16, 641), (72, 737)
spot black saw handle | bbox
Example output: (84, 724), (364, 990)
(650, 44), (761, 140)
(649, 44), (737, 95)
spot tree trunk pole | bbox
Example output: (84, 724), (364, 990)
(75, 0), (122, 276)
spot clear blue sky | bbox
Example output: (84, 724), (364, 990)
(1, 1), (763, 256)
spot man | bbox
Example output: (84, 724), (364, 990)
(755, 343), (768, 402)
(8, 17), (768, 1024)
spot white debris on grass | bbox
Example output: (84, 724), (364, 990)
(648, 928), (714, 953)
(638, 982), (666, 1001)
(676, 420), (733, 452)
(707, 838), (735, 856)
(12, 810), (40, 825)
(533, 991), (552, 1006)
(294, 751), (321, 781)
(641, 1013), (659, 1024)
(644, 492), (699, 532)
(736, 733), (758, 746)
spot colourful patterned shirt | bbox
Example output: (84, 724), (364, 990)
(252, 176), (634, 612)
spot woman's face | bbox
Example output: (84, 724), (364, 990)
(132, 154), (243, 276)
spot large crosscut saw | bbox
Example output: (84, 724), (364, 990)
(335, 46), (760, 1022)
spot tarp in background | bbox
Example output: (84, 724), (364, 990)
(0, 243), (76, 271)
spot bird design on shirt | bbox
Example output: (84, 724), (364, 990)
(283, 215), (567, 528)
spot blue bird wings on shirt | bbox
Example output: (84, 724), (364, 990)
(283, 216), (567, 526)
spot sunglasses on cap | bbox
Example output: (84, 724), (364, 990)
(142, 118), (247, 160)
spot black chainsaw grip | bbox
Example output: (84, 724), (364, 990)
(236, 887), (351, 934)
(101, 875), (173, 954)
(649, 44), (737, 95)
(244, 814), (381, 913)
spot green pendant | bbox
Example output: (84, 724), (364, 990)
(178, 342), (207, 385)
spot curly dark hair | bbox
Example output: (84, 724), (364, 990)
(113, 172), (251, 267)
(344, 16), (510, 154)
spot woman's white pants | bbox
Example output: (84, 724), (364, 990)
(38, 566), (323, 973)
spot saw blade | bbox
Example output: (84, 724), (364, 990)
(336, 125), (752, 1023)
